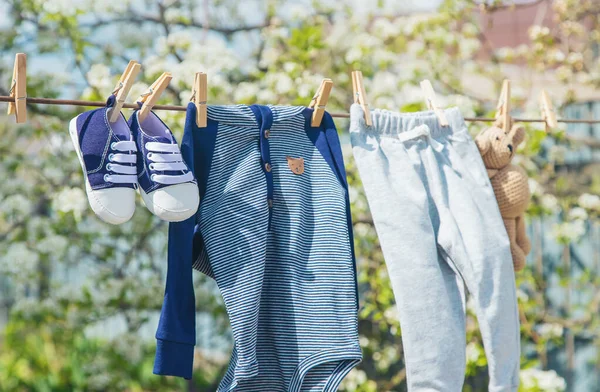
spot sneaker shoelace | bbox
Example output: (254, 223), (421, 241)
(145, 142), (194, 185)
(105, 140), (138, 184)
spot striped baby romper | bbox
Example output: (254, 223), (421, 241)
(153, 104), (362, 392)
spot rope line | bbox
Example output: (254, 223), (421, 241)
(2, 95), (600, 124)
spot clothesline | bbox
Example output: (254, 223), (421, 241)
(2, 95), (600, 125)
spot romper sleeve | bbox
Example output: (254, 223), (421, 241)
(153, 106), (198, 379)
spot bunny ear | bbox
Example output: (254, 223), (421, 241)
(509, 124), (526, 147)
(475, 129), (492, 156)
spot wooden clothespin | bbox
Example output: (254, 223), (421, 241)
(540, 89), (557, 132)
(308, 78), (333, 127)
(190, 72), (207, 128)
(7, 53), (27, 123)
(352, 71), (372, 126)
(137, 72), (172, 122)
(109, 60), (141, 123)
(496, 79), (511, 133)
(420, 79), (448, 127)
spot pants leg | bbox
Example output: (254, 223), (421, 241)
(431, 128), (521, 392)
(351, 129), (468, 391)
(350, 105), (520, 391)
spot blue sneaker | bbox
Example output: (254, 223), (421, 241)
(69, 96), (137, 224)
(129, 110), (199, 222)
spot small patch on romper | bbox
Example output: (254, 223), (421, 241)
(286, 156), (304, 175)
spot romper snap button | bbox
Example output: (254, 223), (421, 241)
(264, 129), (270, 138)
(265, 162), (272, 172)
(267, 199), (273, 208)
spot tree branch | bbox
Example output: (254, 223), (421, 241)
(80, 14), (270, 37)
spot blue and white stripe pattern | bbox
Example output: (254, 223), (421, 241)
(153, 103), (361, 391)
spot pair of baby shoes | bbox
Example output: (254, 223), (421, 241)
(69, 95), (199, 224)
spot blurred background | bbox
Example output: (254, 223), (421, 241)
(0, 0), (599, 391)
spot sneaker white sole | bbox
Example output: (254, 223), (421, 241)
(139, 182), (199, 222)
(69, 116), (136, 225)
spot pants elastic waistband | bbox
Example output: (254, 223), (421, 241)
(350, 104), (467, 138)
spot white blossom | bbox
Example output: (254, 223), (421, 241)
(561, 21), (585, 37)
(52, 187), (88, 220)
(459, 38), (481, 58)
(0, 242), (39, 278)
(344, 47), (363, 63)
(339, 368), (368, 391)
(43, 0), (84, 15)
(297, 81), (313, 99)
(267, 73), (294, 95)
(462, 22), (478, 37)
(496, 47), (515, 61)
(127, 82), (151, 104)
(528, 178), (544, 197)
(1, 194), (33, 219)
(383, 306), (398, 322)
(551, 49), (566, 63)
(164, 8), (187, 23)
(77, 216), (110, 236)
(85, 366), (112, 390)
(529, 25), (551, 41)
(283, 62), (297, 74)
(540, 194), (560, 214)
(548, 145), (568, 163)
(566, 52), (584, 68)
(578, 193), (600, 212)
(466, 342), (480, 364)
(259, 47), (281, 68)
(372, 18), (400, 39)
(86, 63), (113, 95)
(358, 335), (370, 348)
(166, 30), (194, 50)
(11, 297), (39, 315)
(447, 94), (477, 118)
(112, 333), (144, 363)
(91, 0), (130, 13)
(326, 19), (354, 50)
(142, 55), (168, 80)
(44, 165), (66, 184)
(37, 234), (69, 256)
(267, 27), (290, 40)
(536, 323), (564, 339)
(555, 65), (573, 83)
(354, 32), (380, 49)
(521, 368), (567, 392)
(289, 4), (312, 21)
(517, 288), (530, 302)
(369, 71), (400, 97)
(376, 345), (398, 371)
(568, 207), (588, 222)
(257, 89), (277, 103)
(406, 40), (425, 54)
(402, 15), (427, 36)
(466, 296), (477, 313)
(552, 220), (586, 243)
(372, 49), (400, 66)
(234, 82), (260, 102)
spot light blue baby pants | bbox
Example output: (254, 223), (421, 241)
(350, 104), (520, 392)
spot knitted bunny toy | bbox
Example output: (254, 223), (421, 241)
(475, 120), (531, 271)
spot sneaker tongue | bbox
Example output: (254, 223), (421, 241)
(113, 133), (132, 142)
(154, 136), (174, 144)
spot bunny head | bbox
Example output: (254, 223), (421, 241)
(475, 123), (526, 169)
